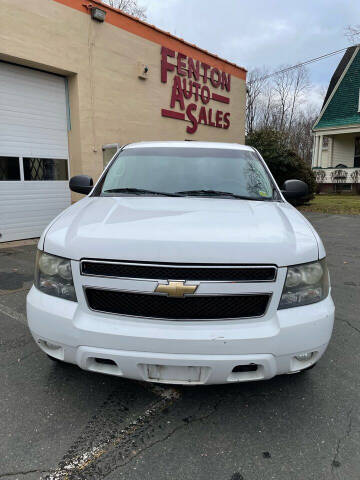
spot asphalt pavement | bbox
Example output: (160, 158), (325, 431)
(0, 213), (359, 480)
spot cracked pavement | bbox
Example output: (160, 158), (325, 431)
(0, 213), (359, 480)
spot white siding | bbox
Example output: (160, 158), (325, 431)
(0, 62), (70, 242)
(332, 134), (356, 168)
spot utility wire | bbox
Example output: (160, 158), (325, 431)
(251, 44), (359, 82)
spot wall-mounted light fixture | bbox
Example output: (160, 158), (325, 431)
(138, 63), (149, 80)
(91, 7), (106, 22)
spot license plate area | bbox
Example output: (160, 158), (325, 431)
(141, 364), (211, 384)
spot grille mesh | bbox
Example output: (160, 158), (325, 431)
(81, 262), (276, 282)
(85, 288), (270, 320)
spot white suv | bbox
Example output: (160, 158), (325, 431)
(27, 142), (334, 385)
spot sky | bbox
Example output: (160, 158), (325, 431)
(140, 0), (360, 109)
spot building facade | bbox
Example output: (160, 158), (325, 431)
(312, 45), (360, 194)
(0, 0), (247, 242)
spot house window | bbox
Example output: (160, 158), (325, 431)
(322, 136), (329, 149)
(334, 183), (352, 192)
(354, 137), (360, 167)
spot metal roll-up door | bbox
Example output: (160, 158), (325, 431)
(0, 62), (70, 242)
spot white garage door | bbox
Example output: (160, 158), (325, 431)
(0, 62), (71, 242)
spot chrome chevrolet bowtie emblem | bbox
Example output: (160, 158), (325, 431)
(155, 281), (198, 298)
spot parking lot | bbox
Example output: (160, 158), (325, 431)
(0, 212), (359, 480)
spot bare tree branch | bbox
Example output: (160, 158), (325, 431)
(288, 65), (309, 132)
(344, 24), (360, 44)
(246, 68), (268, 134)
(104, 0), (147, 20)
(245, 62), (315, 164)
(273, 67), (294, 131)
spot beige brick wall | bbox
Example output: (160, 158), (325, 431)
(0, 0), (246, 197)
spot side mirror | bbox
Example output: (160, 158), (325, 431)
(69, 175), (93, 195)
(281, 179), (308, 200)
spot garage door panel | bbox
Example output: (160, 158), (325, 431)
(2, 199), (70, 212)
(0, 146), (68, 159)
(0, 63), (68, 158)
(0, 100), (67, 124)
(0, 66), (64, 90)
(2, 226), (53, 242)
(0, 128), (67, 142)
(0, 78), (66, 96)
(0, 138), (68, 159)
(0, 114), (67, 132)
(2, 202), (70, 212)
(0, 62), (70, 242)
(0, 107), (67, 126)
(1, 183), (70, 241)
(0, 85), (64, 103)
(3, 200), (70, 215)
(0, 193), (70, 201)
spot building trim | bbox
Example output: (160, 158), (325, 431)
(314, 124), (360, 136)
(313, 46), (360, 130)
(52, 0), (247, 80)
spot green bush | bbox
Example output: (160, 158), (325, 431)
(246, 128), (316, 204)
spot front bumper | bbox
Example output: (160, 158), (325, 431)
(26, 286), (335, 385)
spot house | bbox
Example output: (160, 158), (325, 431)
(312, 45), (360, 193)
(0, 0), (246, 242)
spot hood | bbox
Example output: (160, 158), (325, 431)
(42, 197), (320, 267)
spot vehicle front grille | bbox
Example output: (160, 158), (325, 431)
(81, 261), (276, 282)
(85, 288), (271, 320)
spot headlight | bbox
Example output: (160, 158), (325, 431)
(35, 251), (77, 302)
(278, 259), (329, 309)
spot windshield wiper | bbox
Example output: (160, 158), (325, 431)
(176, 189), (271, 200)
(102, 188), (182, 197)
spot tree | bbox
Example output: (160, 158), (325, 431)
(288, 107), (317, 165)
(246, 65), (312, 165)
(287, 66), (309, 132)
(344, 25), (360, 44)
(246, 128), (316, 204)
(104, 0), (147, 20)
(273, 67), (293, 131)
(246, 68), (268, 135)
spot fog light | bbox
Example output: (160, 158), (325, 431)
(42, 340), (60, 351)
(295, 352), (313, 362)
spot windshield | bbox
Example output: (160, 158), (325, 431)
(98, 147), (276, 200)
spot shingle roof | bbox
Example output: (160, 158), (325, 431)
(313, 45), (360, 130)
(321, 46), (357, 108)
